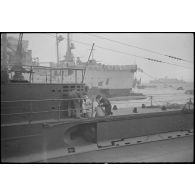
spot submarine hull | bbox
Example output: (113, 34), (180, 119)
(1, 109), (193, 163)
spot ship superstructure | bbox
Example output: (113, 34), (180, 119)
(50, 33), (138, 97)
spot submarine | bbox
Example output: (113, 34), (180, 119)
(1, 33), (194, 163)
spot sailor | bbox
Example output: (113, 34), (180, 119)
(68, 89), (82, 118)
(96, 95), (112, 116)
(82, 94), (92, 117)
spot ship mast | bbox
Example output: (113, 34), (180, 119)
(67, 33), (70, 52)
(11, 33), (29, 81)
(64, 33), (75, 66)
(56, 33), (60, 67)
(55, 34), (64, 67)
(82, 43), (95, 83)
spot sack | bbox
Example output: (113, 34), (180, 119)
(95, 106), (105, 117)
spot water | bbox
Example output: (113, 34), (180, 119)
(110, 87), (194, 109)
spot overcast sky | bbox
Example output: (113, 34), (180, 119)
(8, 33), (194, 82)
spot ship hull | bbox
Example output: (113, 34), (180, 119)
(27, 64), (138, 98)
(88, 87), (145, 99)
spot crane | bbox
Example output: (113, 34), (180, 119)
(14, 33), (23, 66)
(11, 33), (29, 81)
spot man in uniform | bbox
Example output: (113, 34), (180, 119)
(68, 89), (82, 118)
(96, 95), (112, 116)
(82, 94), (92, 117)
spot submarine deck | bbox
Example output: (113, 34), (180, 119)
(44, 135), (194, 163)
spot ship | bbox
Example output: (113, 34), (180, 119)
(149, 77), (193, 89)
(49, 33), (145, 99)
(7, 33), (145, 100)
(1, 33), (194, 163)
(135, 78), (157, 89)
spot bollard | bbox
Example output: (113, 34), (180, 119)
(161, 106), (167, 111)
(133, 107), (138, 113)
(149, 96), (153, 107)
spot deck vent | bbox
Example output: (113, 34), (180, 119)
(133, 107), (138, 113)
(161, 106), (167, 111)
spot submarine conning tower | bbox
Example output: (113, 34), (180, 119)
(1, 66), (87, 124)
(1, 33), (88, 124)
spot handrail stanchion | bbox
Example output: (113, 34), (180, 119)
(91, 98), (94, 118)
(46, 72), (47, 83)
(29, 66), (32, 82)
(75, 70), (77, 83)
(150, 96), (153, 107)
(50, 69), (52, 84)
(58, 101), (61, 120)
(29, 101), (33, 124)
(32, 71), (34, 83)
(61, 70), (64, 84)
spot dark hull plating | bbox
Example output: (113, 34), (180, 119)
(1, 109), (193, 162)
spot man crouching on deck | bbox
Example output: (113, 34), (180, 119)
(96, 95), (113, 116)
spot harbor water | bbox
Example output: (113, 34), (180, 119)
(110, 87), (194, 109)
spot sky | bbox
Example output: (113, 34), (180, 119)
(8, 33), (194, 83)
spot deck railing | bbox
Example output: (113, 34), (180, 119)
(1, 96), (193, 124)
(7, 65), (85, 84)
(1, 97), (94, 124)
